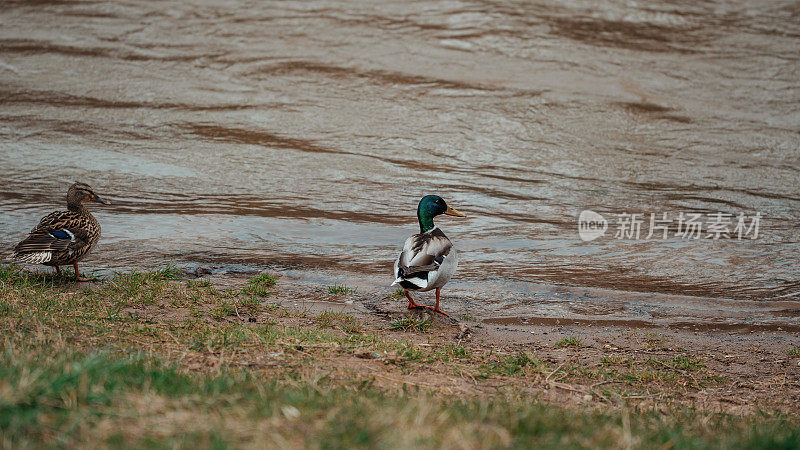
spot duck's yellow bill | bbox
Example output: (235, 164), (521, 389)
(444, 206), (467, 217)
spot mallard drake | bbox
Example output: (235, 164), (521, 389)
(13, 182), (110, 281)
(392, 195), (466, 316)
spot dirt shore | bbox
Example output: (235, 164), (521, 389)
(188, 270), (800, 414)
(3, 264), (799, 447)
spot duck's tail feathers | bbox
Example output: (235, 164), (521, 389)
(13, 251), (53, 264)
(394, 276), (428, 290)
(393, 262), (432, 290)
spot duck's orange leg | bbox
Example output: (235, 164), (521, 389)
(73, 262), (92, 282)
(432, 288), (450, 317)
(405, 290), (431, 310)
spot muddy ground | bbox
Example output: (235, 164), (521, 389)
(161, 270), (800, 415)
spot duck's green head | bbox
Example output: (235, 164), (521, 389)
(417, 195), (466, 233)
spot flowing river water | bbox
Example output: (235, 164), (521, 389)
(1, 0), (798, 328)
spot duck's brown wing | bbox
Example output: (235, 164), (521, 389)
(402, 228), (453, 268)
(393, 228), (453, 290)
(13, 211), (90, 263)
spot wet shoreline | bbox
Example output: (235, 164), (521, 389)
(23, 262), (796, 333)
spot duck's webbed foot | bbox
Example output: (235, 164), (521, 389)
(431, 306), (450, 317)
(73, 262), (95, 282)
(404, 290), (429, 310)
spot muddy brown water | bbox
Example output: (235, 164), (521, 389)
(1, 1), (798, 328)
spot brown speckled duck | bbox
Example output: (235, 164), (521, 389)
(13, 182), (110, 281)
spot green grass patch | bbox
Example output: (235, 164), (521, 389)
(2, 264), (800, 448)
(389, 314), (432, 332)
(190, 326), (249, 351)
(211, 301), (236, 319)
(0, 301), (11, 317)
(2, 344), (798, 449)
(557, 337), (582, 348)
(392, 341), (425, 361)
(235, 296), (263, 315)
(597, 354), (720, 388)
(243, 273), (277, 296)
(481, 352), (541, 377)
(789, 346), (799, 358)
(150, 263), (183, 280)
(186, 279), (213, 288)
(262, 302), (282, 312)
(0, 264), (65, 289)
(671, 354), (704, 371)
(327, 284), (356, 295)
(317, 311), (362, 334)
(432, 343), (472, 361)
(100, 271), (174, 304)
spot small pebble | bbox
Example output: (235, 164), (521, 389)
(194, 266), (212, 277)
(281, 406), (300, 419)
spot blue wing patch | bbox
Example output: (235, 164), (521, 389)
(49, 230), (72, 240)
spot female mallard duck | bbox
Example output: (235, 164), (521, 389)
(13, 182), (110, 281)
(392, 195), (466, 316)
